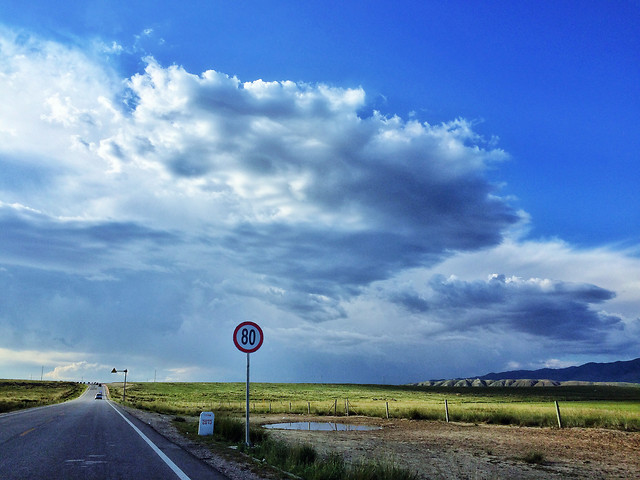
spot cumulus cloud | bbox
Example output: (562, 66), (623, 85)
(102, 62), (518, 299)
(0, 28), (519, 300)
(47, 361), (105, 381)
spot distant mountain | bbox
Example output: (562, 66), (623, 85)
(479, 358), (640, 383)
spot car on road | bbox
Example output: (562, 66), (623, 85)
(95, 393), (103, 400)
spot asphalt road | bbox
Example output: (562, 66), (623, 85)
(0, 385), (229, 479)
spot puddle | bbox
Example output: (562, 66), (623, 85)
(263, 422), (381, 431)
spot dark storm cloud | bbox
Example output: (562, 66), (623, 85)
(391, 274), (622, 344)
(221, 223), (449, 297)
(0, 205), (179, 272)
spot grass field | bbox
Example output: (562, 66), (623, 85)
(0, 380), (86, 413)
(107, 382), (640, 431)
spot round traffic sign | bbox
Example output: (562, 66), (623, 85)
(233, 321), (264, 353)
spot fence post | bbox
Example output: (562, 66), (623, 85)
(386, 401), (390, 419)
(445, 399), (450, 423)
(289, 402), (292, 412)
(334, 399), (337, 415)
(346, 399), (350, 416)
(555, 401), (563, 428)
(269, 401), (271, 413)
(307, 401), (311, 414)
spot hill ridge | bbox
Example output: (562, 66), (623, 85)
(480, 357), (640, 383)
(416, 358), (640, 386)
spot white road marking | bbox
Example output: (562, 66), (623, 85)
(107, 401), (191, 480)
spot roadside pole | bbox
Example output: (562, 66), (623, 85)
(246, 352), (250, 445)
(233, 321), (264, 446)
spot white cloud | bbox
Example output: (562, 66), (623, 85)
(0, 347), (73, 366)
(0, 347), (111, 381)
(47, 361), (104, 380)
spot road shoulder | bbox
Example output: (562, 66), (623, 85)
(117, 405), (272, 480)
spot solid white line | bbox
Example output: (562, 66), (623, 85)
(107, 401), (191, 480)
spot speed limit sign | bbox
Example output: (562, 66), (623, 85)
(234, 321), (263, 446)
(233, 321), (263, 353)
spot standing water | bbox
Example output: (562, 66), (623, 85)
(263, 422), (381, 431)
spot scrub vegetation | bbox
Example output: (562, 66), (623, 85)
(0, 380), (85, 413)
(108, 382), (640, 431)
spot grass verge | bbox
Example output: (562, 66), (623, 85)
(0, 380), (86, 413)
(173, 415), (419, 480)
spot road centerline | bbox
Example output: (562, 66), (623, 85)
(107, 401), (191, 480)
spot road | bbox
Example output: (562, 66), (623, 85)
(0, 384), (229, 479)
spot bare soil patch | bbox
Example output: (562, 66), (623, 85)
(255, 414), (640, 479)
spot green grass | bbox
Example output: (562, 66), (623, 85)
(250, 441), (418, 480)
(0, 380), (86, 413)
(107, 381), (640, 431)
(174, 415), (419, 480)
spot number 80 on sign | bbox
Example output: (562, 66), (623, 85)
(233, 321), (264, 353)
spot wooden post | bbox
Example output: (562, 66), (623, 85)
(555, 401), (563, 428)
(307, 401), (311, 414)
(445, 399), (450, 423)
(386, 401), (390, 419)
(269, 401), (271, 413)
(289, 401), (292, 412)
(334, 399), (337, 415)
(346, 399), (350, 416)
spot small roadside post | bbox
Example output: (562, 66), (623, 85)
(233, 321), (264, 447)
(198, 411), (215, 436)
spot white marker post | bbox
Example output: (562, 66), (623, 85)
(233, 321), (264, 446)
(198, 411), (214, 436)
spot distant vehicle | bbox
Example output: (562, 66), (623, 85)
(95, 393), (103, 400)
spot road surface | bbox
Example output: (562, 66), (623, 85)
(0, 384), (228, 479)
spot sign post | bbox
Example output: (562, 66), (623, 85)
(233, 321), (263, 446)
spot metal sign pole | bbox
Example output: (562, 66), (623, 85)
(233, 321), (263, 447)
(245, 352), (250, 446)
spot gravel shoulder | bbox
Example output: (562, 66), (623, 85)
(120, 405), (273, 480)
(123, 406), (640, 480)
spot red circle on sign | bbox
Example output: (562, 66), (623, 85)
(233, 321), (264, 353)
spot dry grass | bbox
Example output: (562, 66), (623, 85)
(0, 380), (85, 413)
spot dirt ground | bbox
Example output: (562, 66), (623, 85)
(126, 407), (640, 480)
(254, 414), (640, 480)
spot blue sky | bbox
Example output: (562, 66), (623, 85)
(0, 1), (638, 383)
